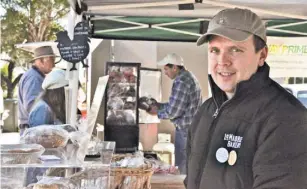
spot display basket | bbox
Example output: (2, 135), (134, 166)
(110, 154), (154, 189)
(68, 165), (110, 189)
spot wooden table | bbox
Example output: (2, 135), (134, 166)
(151, 174), (185, 189)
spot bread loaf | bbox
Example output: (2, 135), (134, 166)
(21, 126), (69, 148)
(33, 184), (59, 189)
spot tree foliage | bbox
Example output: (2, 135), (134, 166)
(0, 0), (69, 65)
(1, 59), (23, 98)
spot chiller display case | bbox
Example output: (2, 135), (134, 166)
(104, 62), (141, 153)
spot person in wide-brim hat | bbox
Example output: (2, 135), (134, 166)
(18, 45), (60, 136)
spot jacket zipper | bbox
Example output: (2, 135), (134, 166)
(212, 100), (230, 118)
(196, 100), (231, 189)
(213, 108), (219, 118)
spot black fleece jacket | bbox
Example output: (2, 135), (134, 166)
(185, 63), (307, 189)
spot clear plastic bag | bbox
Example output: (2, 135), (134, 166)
(112, 152), (145, 168)
(21, 125), (70, 148)
(106, 110), (136, 125)
(108, 83), (125, 97)
(55, 124), (77, 133)
(123, 110), (136, 125)
(26, 176), (77, 189)
(68, 131), (91, 163)
(42, 147), (67, 161)
(69, 166), (110, 189)
(146, 158), (179, 174)
(107, 97), (124, 110)
(138, 96), (158, 112)
(1, 168), (27, 188)
(106, 110), (126, 125)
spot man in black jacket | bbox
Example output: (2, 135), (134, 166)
(185, 8), (307, 189)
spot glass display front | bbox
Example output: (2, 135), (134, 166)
(106, 65), (138, 126)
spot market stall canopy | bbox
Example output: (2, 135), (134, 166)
(83, 0), (307, 42)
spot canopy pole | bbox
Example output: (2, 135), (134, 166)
(97, 26), (147, 34)
(154, 18), (208, 26)
(66, 6), (81, 126)
(201, 0), (307, 20)
(267, 28), (307, 36)
(267, 21), (307, 29)
(152, 25), (202, 36)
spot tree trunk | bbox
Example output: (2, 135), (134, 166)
(6, 85), (13, 99)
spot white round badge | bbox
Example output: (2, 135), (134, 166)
(228, 150), (237, 166)
(216, 147), (229, 163)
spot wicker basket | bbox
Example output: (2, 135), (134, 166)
(110, 154), (154, 189)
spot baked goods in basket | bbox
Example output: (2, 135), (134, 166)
(33, 184), (59, 189)
(110, 153), (153, 189)
(28, 176), (76, 189)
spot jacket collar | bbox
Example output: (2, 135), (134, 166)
(177, 69), (186, 77)
(32, 65), (45, 78)
(209, 62), (271, 108)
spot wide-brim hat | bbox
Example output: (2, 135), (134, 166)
(29, 46), (61, 64)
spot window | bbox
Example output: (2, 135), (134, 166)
(297, 90), (307, 107)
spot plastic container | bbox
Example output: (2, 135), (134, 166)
(69, 165), (111, 189)
(0, 144), (45, 165)
(96, 141), (116, 164)
(1, 168), (27, 189)
(153, 133), (175, 165)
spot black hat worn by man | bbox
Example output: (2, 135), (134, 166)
(185, 8), (307, 189)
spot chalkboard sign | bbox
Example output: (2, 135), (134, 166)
(55, 21), (90, 70)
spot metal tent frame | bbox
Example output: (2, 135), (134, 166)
(83, 0), (307, 42)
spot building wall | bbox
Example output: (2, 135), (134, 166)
(113, 40), (157, 66)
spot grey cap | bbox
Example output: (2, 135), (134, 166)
(197, 8), (266, 46)
(30, 46), (58, 63)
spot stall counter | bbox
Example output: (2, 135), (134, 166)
(151, 174), (185, 189)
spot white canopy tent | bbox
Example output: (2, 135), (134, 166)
(85, 0), (307, 19)
(82, 0), (307, 79)
(79, 0), (307, 43)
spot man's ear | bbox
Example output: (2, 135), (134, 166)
(34, 58), (42, 67)
(258, 47), (268, 66)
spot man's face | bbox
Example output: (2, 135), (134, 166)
(163, 65), (177, 79)
(41, 56), (55, 74)
(208, 35), (267, 93)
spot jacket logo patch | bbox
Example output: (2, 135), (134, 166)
(224, 133), (243, 149)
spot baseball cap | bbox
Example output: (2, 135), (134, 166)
(197, 8), (266, 46)
(42, 69), (69, 90)
(157, 53), (184, 66)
